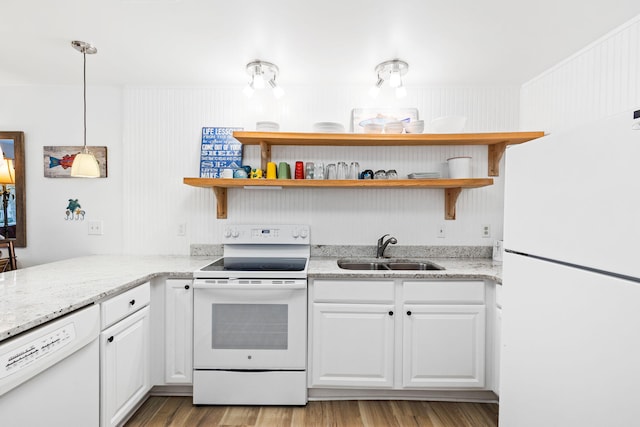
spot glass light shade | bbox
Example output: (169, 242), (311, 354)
(389, 70), (401, 88)
(253, 72), (265, 89)
(71, 150), (100, 178)
(243, 83), (254, 98)
(0, 158), (15, 184)
(369, 85), (381, 98)
(395, 85), (407, 98)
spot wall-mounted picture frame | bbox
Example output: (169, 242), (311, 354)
(43, 146), (108, 178)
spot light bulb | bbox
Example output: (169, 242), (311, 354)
(253, 71), (265, 89)
(369, 86), (381, 98)
(395, 85), (407, 98)
(269, 79), (284, 99)
(389, 70), (401, 88)
(243, 83), (254, 98)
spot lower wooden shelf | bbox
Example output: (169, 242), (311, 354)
(183, 177), (493, 220)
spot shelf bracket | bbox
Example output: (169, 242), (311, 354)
(260, 141), (271, 171)
(212, 187), (227, 219)
(444, 187), (462, 220)
(487, 142), (507, 176)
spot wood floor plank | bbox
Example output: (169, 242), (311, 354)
(125, 397), (498, 427)
(125, 396), (168, 427)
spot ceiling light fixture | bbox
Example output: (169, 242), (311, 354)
(70, 40), (100, 178)
(370, 59), (409, 99)
(243, 60), (284, 99)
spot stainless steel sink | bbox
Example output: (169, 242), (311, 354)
(337, 259), (444, 271)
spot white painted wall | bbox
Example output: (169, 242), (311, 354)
(0, 85), (123, 266)
(521, 14), (640, 130)
(123, 86), (519, 254)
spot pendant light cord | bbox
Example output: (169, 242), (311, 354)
(83, 51), (87, 152)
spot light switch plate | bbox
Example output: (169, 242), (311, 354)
(88, 221), (103, 235)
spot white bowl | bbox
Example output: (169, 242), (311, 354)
(428, 116), (466, 133)
(363, 123), (384, 133)
(403, 120), (425, 133)
(384, 121), (404, 134)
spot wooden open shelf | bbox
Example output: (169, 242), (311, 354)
(232, 131), (544, 177)
(183, 178), (494, 220)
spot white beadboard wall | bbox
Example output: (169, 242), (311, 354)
(521, 14), (640, 130)
(123, 86), (519, 254)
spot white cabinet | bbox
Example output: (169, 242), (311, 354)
(311, 303), (395, 388)
(494, 283), (502, 395)
(402, 280), (486, 388)
(100, 283), (151, 427)
(164, 279), (193, 384)
(402, 304), (485, 388)
(309, 278), (486, 391)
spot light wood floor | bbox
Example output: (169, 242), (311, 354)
(125, 396), (499, 427)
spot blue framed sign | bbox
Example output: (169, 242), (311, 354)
(199, 127), (243, 178)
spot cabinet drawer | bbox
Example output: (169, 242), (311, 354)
(101, 282), (151, 329)
(403, 280), (484, 304)
(312, 280), (394, 303)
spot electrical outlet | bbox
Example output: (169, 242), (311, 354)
(177, 223), (186, 236)
(437, 223), (446, 238)
(88, 220), (103, 236)
(482, 224), (491, 238)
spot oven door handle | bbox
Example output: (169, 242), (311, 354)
(193, 280), (306, 290)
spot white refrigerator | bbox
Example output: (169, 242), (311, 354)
(499, 108), (640, 427)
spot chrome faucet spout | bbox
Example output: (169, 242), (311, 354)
(376, 234), (398, 258)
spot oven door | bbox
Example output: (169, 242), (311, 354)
(193, 279), (307, 370)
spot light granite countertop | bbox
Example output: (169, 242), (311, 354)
(0, 252), (501, 343)
(0, 255), (214, 342)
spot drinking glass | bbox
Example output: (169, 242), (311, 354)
(336, 162), (348, 179)
(314, 162), (325, 180)
(348, 162), (360, 179)
(326, 163), (337, 180)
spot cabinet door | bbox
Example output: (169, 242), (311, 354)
(100, 306), (151, 427)
(165, 279), (193, 384)
(403, 304), (485, 388)
(310, 303), (395, 388)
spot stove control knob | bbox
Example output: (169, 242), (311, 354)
(299, 228), (309, 239)
(223, 228), (232, 238)
(292, 229), (299, 238)
(231, 229), (240, 238)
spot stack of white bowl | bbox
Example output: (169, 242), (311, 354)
(256, 121), (280, 131)
(384, 121), (404, 134)
(403, 120), (425, 134)
(312, 122), (345, 133)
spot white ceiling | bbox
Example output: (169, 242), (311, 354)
(1, 0), (639, 87)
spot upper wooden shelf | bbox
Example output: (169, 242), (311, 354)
(233, 130), (545, 176)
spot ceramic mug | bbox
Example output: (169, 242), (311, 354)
(278, 162), (291, 179)
(220, 168), (234, 179)
(266, 162), (277, 179)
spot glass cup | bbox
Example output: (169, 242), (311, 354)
(326, 163), (337, 180)
(348, 162), (360, 180)
(386, 169), (398, 179)
(336, 162), (348, 179)
(314, 162), (325, 180)
(305, 162), (315, 179)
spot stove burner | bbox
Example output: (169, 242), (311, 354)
(200, 257), (307, 272)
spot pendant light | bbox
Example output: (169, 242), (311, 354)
(70, 40), (100, 178)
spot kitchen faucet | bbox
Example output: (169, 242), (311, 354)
(376, 234), (398, 258)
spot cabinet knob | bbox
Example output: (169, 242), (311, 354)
(406, 310), (412, 316)
(107, 336), (114, 343)
(184, 285), (190, 290)
(129, 299), (135, 306)
(388, 311), (394, 316)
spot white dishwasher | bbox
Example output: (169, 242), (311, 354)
(0, 304), (100, 426)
